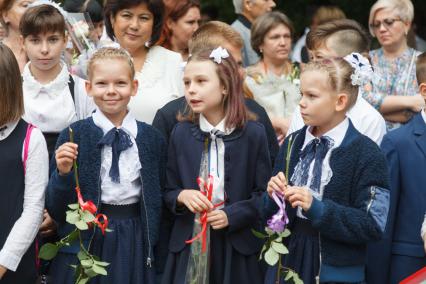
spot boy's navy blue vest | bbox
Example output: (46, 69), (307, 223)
(0, 119), (36, 283)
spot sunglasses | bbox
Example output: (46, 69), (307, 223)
(370, 18), (403, 30)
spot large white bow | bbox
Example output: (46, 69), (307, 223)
(209, 46), (230, 64)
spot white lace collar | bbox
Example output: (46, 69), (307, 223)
(92, 108), (137, 138)
(303, 117), (349, 150)
(22, 61), (71, 98)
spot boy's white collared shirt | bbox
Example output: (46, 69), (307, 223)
(293, 117), (349, 218)
(422, 109), (426, 124)
(92, 109), (142, 205)
(199, 115), (234, 208)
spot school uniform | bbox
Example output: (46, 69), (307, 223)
(46, 110), (166, 284)
(367, 112), (426, 284)
(22, 62), (95, 159)
(161, 117), (271, 284)
(0, 119), (48, 283)
(265, 119), (390, 284)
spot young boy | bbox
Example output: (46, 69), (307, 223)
(286, 19), (387, 145)
(367, 52), (426, 284)
(20, 4), (95, 160)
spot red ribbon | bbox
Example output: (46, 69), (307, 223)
(75, 186), (97, 214)
(94, 214), (109, 235)
(185, 175), (225, 253)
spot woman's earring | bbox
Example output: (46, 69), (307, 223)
(260, 48), (263, 53)
(144, 41), (151, 48)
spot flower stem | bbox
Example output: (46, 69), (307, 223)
(276, 254), (282, 284)
(69, 127), (80, 188)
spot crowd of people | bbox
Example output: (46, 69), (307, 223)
(0, 0), (425, 283)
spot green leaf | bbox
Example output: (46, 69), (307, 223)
(38, 243), (59, 260)
(75, 220), (89, 230)
(93, 260), (110, 267)
(264, 247), (279, 266)
(280, 229), (291, 238)
(68, 203), (79, 210)
(81, 259), (94, 268)
(293, 273), (303, 284)
(251, 229), (267, 239)
(271, 241), (289, 255)
(77, 277), (90, 284)
(84, 267), (98, 278)
(285, 270), (294, 281)
(81, 211), (95, 223)
(265, 227), (275, 236)
(66, 210), (80, 224)
(92, 264), (108, 275)
(77, 251), (90, 261)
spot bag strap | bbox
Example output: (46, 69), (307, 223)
(23, 124), (35, 175)
(68, 74), (75, 102)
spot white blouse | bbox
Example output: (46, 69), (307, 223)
(291, 118), (349, 218)
(199, 115), (234, 208)
(128, 46), (184, 124)
(0, 120), (48, 271)
(22, 62), (95, 133)
(92, 109), (142, 205)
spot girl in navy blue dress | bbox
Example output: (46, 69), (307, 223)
(46, 47), (166, 284)
(265, 56), (390, 284)
(0, 44), (48, 283)
(161, 47), (271, 284)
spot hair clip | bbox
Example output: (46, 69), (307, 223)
(28, 0), (68, 18)
(343, 52), (373, 86)
(209, 46), (229, 64)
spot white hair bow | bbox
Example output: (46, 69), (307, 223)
(28, 0), (68, 18)
(343, 52), (374, 87)
(209, 46), (229, 64)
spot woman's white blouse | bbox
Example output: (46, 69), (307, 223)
(92, 110), (142, 205)
(0, 120), (48, 271)
(22, 62), (95, 132)
(128, 46), (184, 124)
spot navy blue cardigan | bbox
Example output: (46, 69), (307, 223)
(164, 121), (272, 255)
(266, 121), (390, 267)
(46, 117), (166, 263)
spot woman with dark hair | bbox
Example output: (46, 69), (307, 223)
(104, 0), (184, 124)
(161, 0), (200, 60)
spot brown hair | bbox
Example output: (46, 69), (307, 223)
(188, 21), (243, 54)
(0, 43), (24, 125)
(306, 19), (370, 57)
(87, 47), (135, 80)
(302, 58), (359, 110)
(312, 5), (346, 27)
(20, 4), (66, 38)
(416, 52), (426, 84)
(161, 0), (200, 49)
(180, 48), (251, 129)
(251, 11), (294, 57)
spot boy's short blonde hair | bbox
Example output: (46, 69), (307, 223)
(416, 52), (426, 85)
(87, 47), (135, 80)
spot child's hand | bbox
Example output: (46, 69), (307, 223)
(284, 186), (313, 211)
(0, 265), (6, 279)
(55, 142), (78, 175)
(207, 210), (229, 230)
(39, 210), (57, 237)
(267, 172), (287, 197)
(177, 190), (213, 213)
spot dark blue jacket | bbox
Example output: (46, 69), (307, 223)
(266, 121), (390, 267)
(46, 117), (166, 262)
(367, 113), (426, 284)
(164, 121), (271, 255)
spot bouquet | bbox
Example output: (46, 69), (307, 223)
(39, 128), (110, 284)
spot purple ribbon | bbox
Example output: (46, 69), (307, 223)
(267, 192), (289, 233)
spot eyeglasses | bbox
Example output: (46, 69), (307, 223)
(370, 18), (403, 30)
